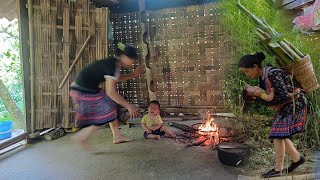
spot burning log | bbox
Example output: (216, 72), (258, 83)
(203, 139), (212, 146)
(188, 136), (208, 146)
(171, 112), (221, 147)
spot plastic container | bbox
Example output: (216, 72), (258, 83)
(0, 120), (13, 140)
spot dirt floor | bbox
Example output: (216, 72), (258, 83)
(0, 117), (316, 180)
(239, 145), (316, 177)
(0, 119), (240, 180)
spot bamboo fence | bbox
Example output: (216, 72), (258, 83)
(31, 0), (109, 129)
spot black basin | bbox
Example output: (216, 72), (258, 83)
(216, 142), (251, 167)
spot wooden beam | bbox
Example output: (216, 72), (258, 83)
(17, 0), (31, 133)
(58, 35), (92, 89)
(27, 0), (35, 133)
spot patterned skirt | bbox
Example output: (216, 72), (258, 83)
(269, 106), (307, 139)
(70, 89), (117, 128)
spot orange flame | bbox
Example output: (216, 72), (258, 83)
(198, 112), (218, 135)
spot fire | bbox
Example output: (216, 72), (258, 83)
(198, 112), (218, 135)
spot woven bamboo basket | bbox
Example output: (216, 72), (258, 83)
(284, 54), (320, 93)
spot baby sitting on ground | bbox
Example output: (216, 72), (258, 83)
(141, 100), (176, 139)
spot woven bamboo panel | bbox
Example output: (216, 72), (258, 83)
(32, 0), (109, 129)
(109, 12), (149, 105)
(148, 4), (227, 106)
(111, 3), (230, 107)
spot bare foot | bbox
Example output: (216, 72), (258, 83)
(156, 135), (161, 140)
(170, 133), (177, 138)
(71, 135), (91, 150)
(113, 136), (134, 144)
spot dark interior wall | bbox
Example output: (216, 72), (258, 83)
(91, 0), (219, 13)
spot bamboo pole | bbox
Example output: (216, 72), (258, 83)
(58, 34), (92, 89)
(62, 5), (70, 128)
(238, 1), (304, 64)
(284, 39), (304, 58)
(102, 8), (107, 58)
(279, 41), (300, 61)
(105, 7), (109, 57)
(89, 9), (96, 64)
(237, 2), (275, 36)
(256, 29), (293, 66)
(51, 8), (57, 127)
(75, 14), (83, 75)
(96, 9), (103, 59)
(28, 0), (36, 133)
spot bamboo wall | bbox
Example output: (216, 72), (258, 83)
(110, 3), (231, 108)
(32, 0), (109, 129)
(109, 12), (149, 105)
(30, 1), (231, 130)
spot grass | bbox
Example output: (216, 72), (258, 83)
(218, 0), (320, 148)
(0, 118), (13, 122)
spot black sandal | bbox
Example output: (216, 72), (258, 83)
(262, 169), (283, 178)
(288, 156), (305, 173)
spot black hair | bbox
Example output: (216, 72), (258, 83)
(149, 100), (160, 109)
(115, 43), (139, 60)
(238, 52), (266, 68)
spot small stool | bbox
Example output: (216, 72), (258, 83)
(126, 118), (142, 128)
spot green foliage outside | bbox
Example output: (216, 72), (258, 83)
(0, 19), (24, 119)
(218, 0), (320, 148)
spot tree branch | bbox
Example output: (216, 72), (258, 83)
(0, 77), (24, 127)
(0, 22), (19, 40)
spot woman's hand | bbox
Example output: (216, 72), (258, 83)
(133, 66), (143, 78)
(126, 104), (138, 118)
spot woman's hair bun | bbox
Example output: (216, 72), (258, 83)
(255, 52), (265, 61)
(115, 42), (138, 60)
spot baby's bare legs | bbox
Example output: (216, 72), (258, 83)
(160, 126), (176, 138)
(146, 134), (161, 140)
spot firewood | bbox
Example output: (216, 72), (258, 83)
(191, 136), (208, 146)
(203, 139), (212, 146)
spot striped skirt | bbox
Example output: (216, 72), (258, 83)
(70, 89), (117, 128)
(269, 107), (307, 139)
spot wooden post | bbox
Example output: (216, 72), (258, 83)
(138, 0), (157, 101)
(17, 0), (31, 133)
(27, 0), (35, 133)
